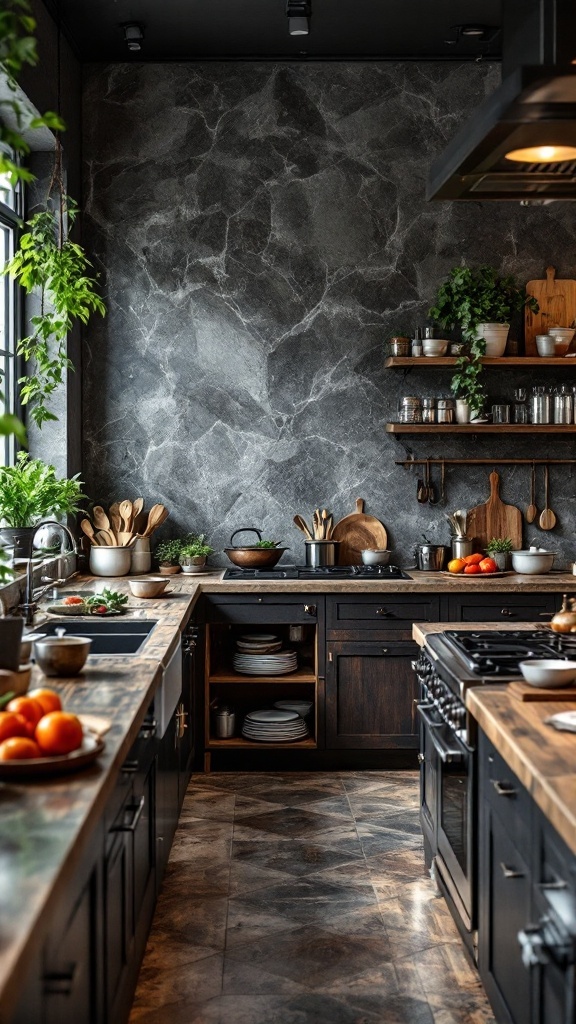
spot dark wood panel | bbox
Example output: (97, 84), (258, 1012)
(205, 595), (323, 624)
(448, 593), (560, 623)
(327, 594), (441, 632)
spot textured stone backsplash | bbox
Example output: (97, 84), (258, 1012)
(82, 62), (576, 567)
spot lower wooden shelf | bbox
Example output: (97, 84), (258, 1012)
(386, 423), (576, 434)
(208, 669), (316, 683)
(207, 737), (317, 749)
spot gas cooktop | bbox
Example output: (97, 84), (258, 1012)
(222, 564), (412, 581)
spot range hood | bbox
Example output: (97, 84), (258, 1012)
(428, 0), (576, 201)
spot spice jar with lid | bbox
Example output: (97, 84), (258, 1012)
(389, 337), (411, 357)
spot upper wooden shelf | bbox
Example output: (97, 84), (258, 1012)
(386, 424), (576, 434)
(384, 356), (576, 368)
(208, 668), (316, 684)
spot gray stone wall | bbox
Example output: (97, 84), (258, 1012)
(82, 62), (576, 567)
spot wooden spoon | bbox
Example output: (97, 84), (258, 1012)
(539, 465), (557, 531)
(93, 505), (111, 532)
(293, 514), (313, 540)
(526, 462), (537, 524)
(140, 504), (169, 538)
(132, 497), (144, 520)
(119, 499), (133, 534)
(95, 529), (113, 546)
(80, 519), (97, 545)
(109, 501), (122, 540)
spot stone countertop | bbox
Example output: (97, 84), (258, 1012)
(199, 569), (576, 593)
(412, 620), (554, 646)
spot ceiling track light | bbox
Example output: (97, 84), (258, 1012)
(122, 23), (144, 52)
(286, 1), (310, 36)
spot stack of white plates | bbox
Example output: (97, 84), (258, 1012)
(274, 700), (313, 717)
(236, 633), (282, 654)
(233, 649), (298, 676)
(242, 709), (309, 742)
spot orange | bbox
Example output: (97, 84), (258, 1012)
(463, 553), (484, 565)
(0, 736), (41, 760)
(0, 711), (29, 743)
(479, 557), (498, 574)
(6, 696), (45, 736)
(464, 564), (481, 574)
(63, 596), (84, 606)
(35, 712), (83, 756)
(27, 688), (62, 715)
(447, 558), (466, 574)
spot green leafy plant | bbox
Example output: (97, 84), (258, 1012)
(155, 538), (184, 566)
(254, 540), (280, 549)
(179, 535), (213, 559)
(4, 197), (106, 427)
(428, 265), (538, 343)
(0, 451), (84, 526)
(0, 545), (14, 586)
(84, 588), (128, 614)
(450, 337), (486, 416)
(486, 537), (514, 554)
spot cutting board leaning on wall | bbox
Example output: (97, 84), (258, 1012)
(467, 472), (523, 552)
(525, 266), (576, 355)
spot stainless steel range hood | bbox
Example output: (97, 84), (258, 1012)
(428, 0), (576, 201)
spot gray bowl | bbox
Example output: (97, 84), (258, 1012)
(33, 636), (92, 677)
(361, 549), (391, 566)
(519, 659), (576, 688)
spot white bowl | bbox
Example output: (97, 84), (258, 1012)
(511, 549), (556, 574)
(361, 549), (391, 565)
(128, 577), (169, 598)
(519, 659), (576, 688)
(422, 339), (448, 357)
(548, 327), (575, 355)
(536, 336), (556, 357)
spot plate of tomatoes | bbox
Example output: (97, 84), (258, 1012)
(0, 689), (105, 777)
(443, 553), (510, 577)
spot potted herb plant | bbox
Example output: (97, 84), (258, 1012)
(155, 538), (184, 575)
(429, 265), (539, 357)
(0, 453), (84, 557)
(486, 537), (514, 571)
(178, 535), (214, 574)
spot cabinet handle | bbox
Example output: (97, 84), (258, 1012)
(44, 963), (77, 995)
(121, 759), (139, 774)
(539, 879), (568, 890)
(176, 703), (188, 739)
(500, 608), (515, 617)
(376, 607), (395, 618)
(501, 862), (525, 879)
(113, 795), (145, 833)
(417, 753), (425, 763)
(139, 720), (157, 740)
(492, 780), (518, 797)
(382, 648), (389, 653)
(304, 604), (316, 616)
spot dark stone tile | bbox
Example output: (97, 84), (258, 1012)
(357, 824), (423, 857)
(230, 877), (378, 926)
(237, 806), (353, 838)
(129, 952), (224, 1019)
(231, 837), (363, 877)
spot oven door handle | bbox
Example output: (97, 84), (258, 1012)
(416, 704), (464, 763)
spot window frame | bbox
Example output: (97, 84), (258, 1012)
(0, 175), (23, 467)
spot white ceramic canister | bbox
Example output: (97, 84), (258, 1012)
(89, 545), (132, 577)
(130, 537), (152, 575)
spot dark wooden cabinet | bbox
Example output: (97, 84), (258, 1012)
(448, 592), (561, 623)
(327, 594), (441, 639)
(326, 641), (418, 748)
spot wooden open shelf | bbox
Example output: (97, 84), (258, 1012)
(386, 423), (576, 434)
(385, 356), (575, 368)
(208, 668), (316, 684)
(207, 737), (317, 749)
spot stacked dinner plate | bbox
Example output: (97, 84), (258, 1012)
(233, 634), (297, 676)
(242, 708), (309, 742)
(274, 700), (313, 718)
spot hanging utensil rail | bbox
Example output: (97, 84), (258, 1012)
(395, 458), (576, 466)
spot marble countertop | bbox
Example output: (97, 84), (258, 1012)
(200, 569), (576, 593)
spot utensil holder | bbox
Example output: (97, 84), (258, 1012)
(451, 538), (473, 560)
(304, 541), (340, 567)
(215, 711), (235, 738)
(89, 545), (132, 577)
(130, 537), (152, 575)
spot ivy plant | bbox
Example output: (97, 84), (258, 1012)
(428, 265), (538, 343)
(4, 197), (106, 427)
(450, 337), (486, 416)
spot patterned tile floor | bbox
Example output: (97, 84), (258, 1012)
(130, 771), (495, 1024)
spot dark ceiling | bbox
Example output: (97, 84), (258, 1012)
(50, 0), (503, 63)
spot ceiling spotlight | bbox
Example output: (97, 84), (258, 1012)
(122, 23), (144, 52)
(505, 145), (576, 163)
(286, 1), (310, 36)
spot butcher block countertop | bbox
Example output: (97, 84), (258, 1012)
(200, 570), (576, 593)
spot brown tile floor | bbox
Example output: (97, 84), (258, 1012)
(130, 771), (495, 1024)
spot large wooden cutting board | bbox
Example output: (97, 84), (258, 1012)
(525, 266), (576, 355)
(467, 472), (522, 552)
(331, 499), (388, 566)
(509, 680), (576, 701)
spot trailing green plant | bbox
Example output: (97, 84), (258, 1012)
(155, 538), (184, 565)
(450, 337), (486, 416)
(486, 537), (514, 554)
(0, 451), (84, 526)
(428, 265), (538, 343)
(179, 535), (214, 559)
(4, 195), (106, 427)
(0, 545), (13, 585)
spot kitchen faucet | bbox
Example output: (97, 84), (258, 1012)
(18, 522), (80, 626)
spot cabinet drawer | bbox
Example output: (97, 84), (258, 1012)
(480, 733), (532, 850)
(448, 593), (560, 623)
(327, 594), (441, 632)
(206, 595), (321, 624)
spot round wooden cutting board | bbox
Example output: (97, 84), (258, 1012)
(331, 499), (388, 565)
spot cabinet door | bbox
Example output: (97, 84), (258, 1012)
(206, 594), (322, 625)
(104, 827), (132, 1020)
(326, 642), (418, 749)
(43, 862), (100, 1024)
(132, 759), (156, 922)
(156, 709), (180, 884)
(448, 593), (560, 623)
(327, 594), (440, 638)
(178, 625), (198, 803)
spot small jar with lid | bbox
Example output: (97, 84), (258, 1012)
(389, 337), (411, 357)
(397, 396), (422, 423)
(421, 397), (435, 423)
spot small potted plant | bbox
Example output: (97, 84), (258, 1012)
(0, 453), (84, 557)
(155, 538), (184, 575)
(178, 535), (214, 573)
(450, 338), (486, 423)
(429, 265), (539, 357)
(485, 537), (514, 571)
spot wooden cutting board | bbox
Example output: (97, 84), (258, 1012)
(525, 266), (576, 355)
(467, 472), (522, 552)
(509, 680), (576, 701)
(331, 499), (388, 566)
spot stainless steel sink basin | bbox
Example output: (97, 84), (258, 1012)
(42, 620), (158, 655)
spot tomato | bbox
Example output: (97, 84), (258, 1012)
(91, 605), (108, 615)
(0, 736), (42, 760)
(35, 712), (83, 756)
(27, 688), (62, 715)
(0, 711), (29, 743)
(6, 696), (45, 736)
(464, 564), (481, 574)
(479, 557), (498, 574)
(463, 553), (484, 565)
(63, 596), (84, 606)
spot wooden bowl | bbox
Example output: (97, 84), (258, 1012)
(128, 577), (169, 598)
(0, 666), (31, 697)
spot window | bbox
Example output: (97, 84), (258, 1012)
(0, 160), (22, 466)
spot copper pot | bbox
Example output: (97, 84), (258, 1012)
(224, 528), (288, 568)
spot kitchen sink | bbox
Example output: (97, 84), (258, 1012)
(42, 620), (158, 655)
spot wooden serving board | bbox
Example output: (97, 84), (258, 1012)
(509, 680), (576, 701)
(467, 472), (522, 552)
(525, 266), (576, 355)
(331, 499), (388, 566)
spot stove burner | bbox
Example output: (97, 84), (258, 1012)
(222, 564), (412, 581)
(443, 629), (576, 676)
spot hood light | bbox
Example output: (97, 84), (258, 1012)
(505, 145), (576, 163)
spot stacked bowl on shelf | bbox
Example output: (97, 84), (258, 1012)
(233, 634), (298, 676)
(241, 708), (309, 742)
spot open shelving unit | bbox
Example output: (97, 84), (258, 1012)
(386, 423), (576, 435)
(384, 356), (575, 368)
